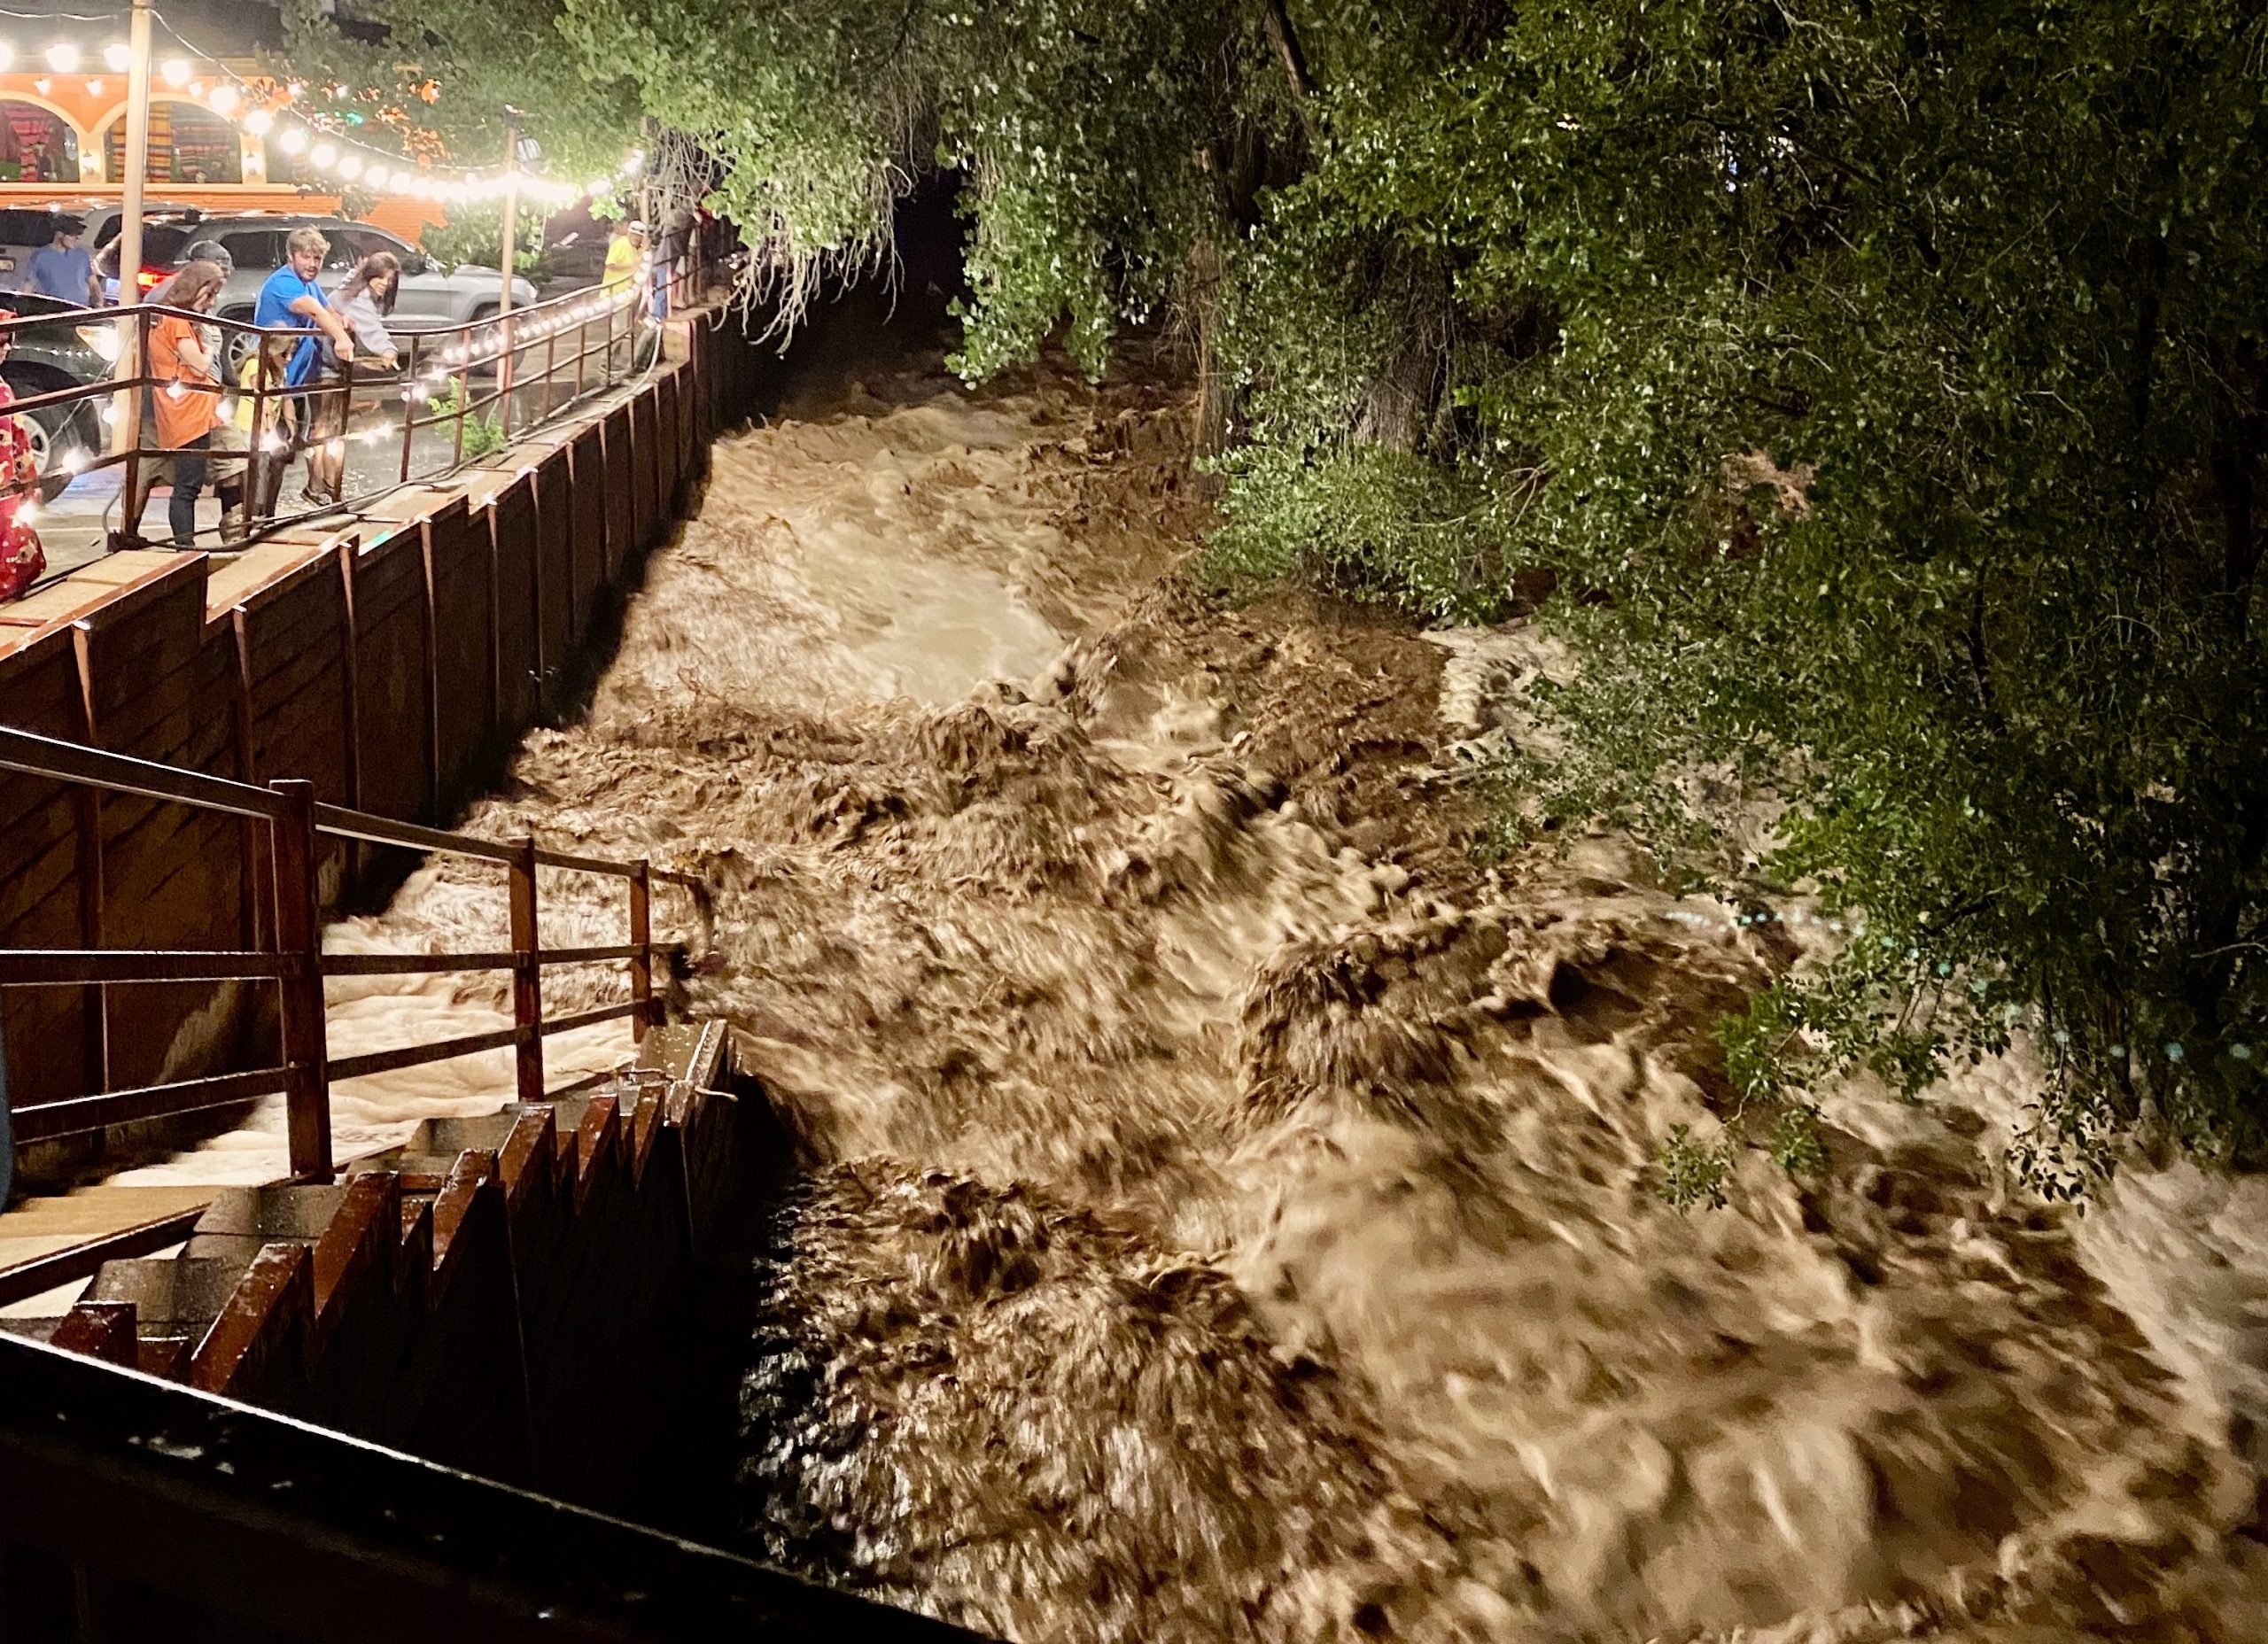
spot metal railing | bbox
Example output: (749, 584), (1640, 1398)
(0, 724), (697, 1178)
(2, 224), (724, 575)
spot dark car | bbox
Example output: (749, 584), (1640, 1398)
(93, 221), (201, 304)
(0, 290), (110, 500)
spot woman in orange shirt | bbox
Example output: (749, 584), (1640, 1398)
(132, 260), (245, 545)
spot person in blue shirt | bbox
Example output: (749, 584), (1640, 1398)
(249, 227), (354, 516)
(22, 216), (98, 306)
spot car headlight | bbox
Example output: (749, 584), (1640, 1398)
(76, 324), (120, 363)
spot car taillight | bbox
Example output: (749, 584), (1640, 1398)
(136, 267), (167, 291)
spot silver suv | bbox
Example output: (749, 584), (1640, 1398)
(144, 212), (539, 372)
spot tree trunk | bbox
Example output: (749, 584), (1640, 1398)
(1260, 0), (1319, 149)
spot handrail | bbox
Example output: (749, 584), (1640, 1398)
(3, 221), (726, 582)
(0, 729), (699, 1173)
(0, 724), (291, 820)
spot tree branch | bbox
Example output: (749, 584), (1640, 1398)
(1259, 0), (1318, 148)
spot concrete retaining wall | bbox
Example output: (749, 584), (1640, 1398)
(0, 299), (776, 1180)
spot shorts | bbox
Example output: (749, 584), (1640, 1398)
(143, 428), (244, 492)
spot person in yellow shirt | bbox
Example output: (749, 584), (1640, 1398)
(603, 219), (646, 291)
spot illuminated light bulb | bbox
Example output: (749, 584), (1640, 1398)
(190, 81), (206, 98)
(309, 142), (337, 169)
(587, 179), (609, 198)
(278, 127), (307, 155)
(0, 46), (12, 71)
(623, 150), (643, 174)
(59, 450), (86, 474)
(99, 404), (118, 427)
(18, 500), (39, 525)
(244, 107), (273, 136)
(260, 431), (286, 454)
(166, 380), (187, 400)
(286, 81), (303, 98)
(104, 42), (130, 72)
(217, 397), (237, 420)
(159, 57), (191, 88)
(324, 438), (345, 457)
(363, 164), (387, 187)
(33, 77), (51, 95)
(45, 43), (80, 73)
(208, 84), (238, 116)
(337, 153), (362, 180)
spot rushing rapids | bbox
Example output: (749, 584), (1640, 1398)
(118, 328), (2268, 1640)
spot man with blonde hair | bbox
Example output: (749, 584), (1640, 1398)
(249, 227), (353, 517)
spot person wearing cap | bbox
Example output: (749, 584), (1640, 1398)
(0, 311), (44, 599)
(23, 215), (98, 307)
(603, 217), (646, 294)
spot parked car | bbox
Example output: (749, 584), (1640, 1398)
(92, 220), (204, 303)
(131, 212), (538, 374)
(0, 291), (112, 499)
(0, 201), (200, 300)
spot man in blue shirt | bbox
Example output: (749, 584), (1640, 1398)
(23, 216), (97, 306)
(249, 227), (354, 516)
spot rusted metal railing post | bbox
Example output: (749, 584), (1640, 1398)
(543, 325), (558, 425)
(399, 333), (417, 485)
(120, 313), (148, 547)
(452, 344), (468, 469)
(508, 836), (543, 1103)
(629, 859), (652, 1044)
(269, 778), (330, 1177)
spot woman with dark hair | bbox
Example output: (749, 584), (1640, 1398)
(132, 259), (245, 544)
(299, 249), (401, 508)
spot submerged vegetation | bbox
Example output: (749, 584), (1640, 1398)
(302, 0), (2268, 1187)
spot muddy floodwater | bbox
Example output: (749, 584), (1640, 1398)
(122, 329), (2268, 1640)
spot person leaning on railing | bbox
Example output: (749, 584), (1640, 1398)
(128, 260), (248, 547)
(252, 227), (355, 516)
(0, 313), (43, 600)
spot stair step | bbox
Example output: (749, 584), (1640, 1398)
(183, 1185), (350, 1262)
(86, 1257), (251, 1330)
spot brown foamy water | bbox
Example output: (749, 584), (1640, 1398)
(120, 345), (2268, 1640)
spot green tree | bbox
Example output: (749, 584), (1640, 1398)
(1231, 0), (2268, 1186)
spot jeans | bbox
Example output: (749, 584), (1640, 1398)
(166, 433), (213, 544)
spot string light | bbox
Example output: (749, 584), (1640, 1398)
(0, 22), (647, 206)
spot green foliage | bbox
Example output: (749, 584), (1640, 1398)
(276, 0), (641, 182)
(419, 207), (543, 279)
(553, 0), (1293, 359)
(426, 381), (504, 457)
(1658, 1123), (1736, 1213)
